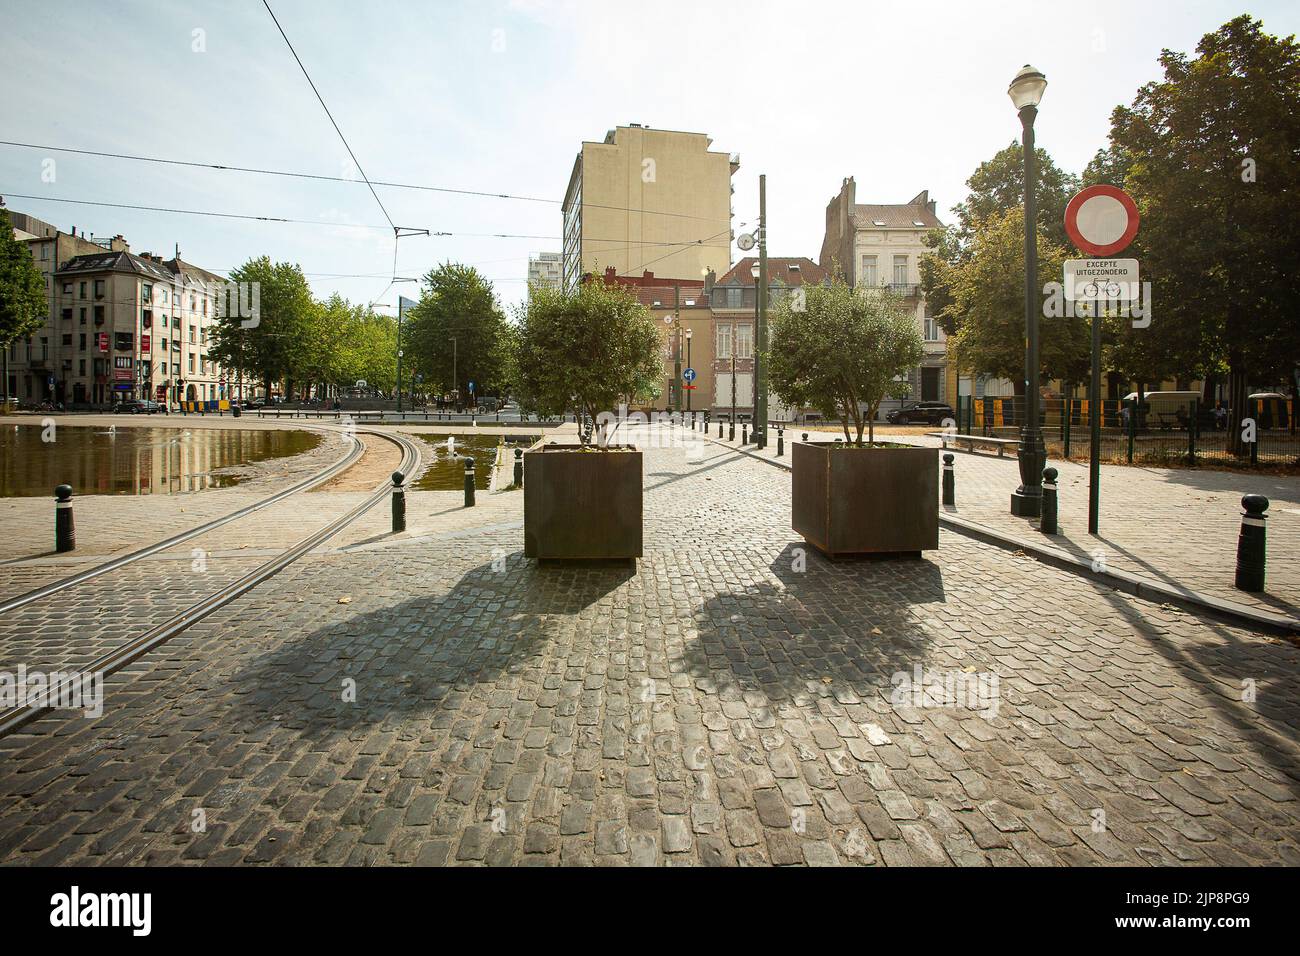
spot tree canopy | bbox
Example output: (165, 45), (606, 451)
(404, 263), (514, 401)
(0, 207), (47, 353)
(768, 274), (922, 444)
(937, 206), (1087, 391)
(515, 279), (661, 443)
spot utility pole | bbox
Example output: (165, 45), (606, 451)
(396, 298), (405, 414)
(755, 174), (768, 448)
(673, 283), (682, 412)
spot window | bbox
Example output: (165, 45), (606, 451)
(79, 334), (86, 351)
(189, 327), (195, 344)
(716, 324), (732, 360)
(94, 306), (105, 324)
(924, 316), (939, 342)
(61, 308), (72, 321)
(79, 308), (86, 325)
(142, 310), (152, 329)
(114, 332), (134, 351)
(142, 283), (152, 303)
(726, 287), (742, 308)
(41, 245), (50, 260)
(161, 315), (168, 328)
(188, 354), (195, 373)
(114, 356), (133, 370)
(79, 359), (86, 376)
(736, 324), (753, 360)
(79, 282), (86, 299)
(94, 280), (105, 299)
(893, 255), (908, 285)
(61, 333), (72, 346)
(62, 282), (72, 294)
(861, 255), (878, 286)
(161, 289), (169, 304)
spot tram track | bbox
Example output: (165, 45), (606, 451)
(0, 426), (422, 737)
(0, 422), (368, 612)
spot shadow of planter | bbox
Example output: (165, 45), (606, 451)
(682, 543), (947, 703)
(792, 442), (938, 557)
(524, 444), (642, 560)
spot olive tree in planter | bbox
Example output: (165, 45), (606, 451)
(769, 275), (935, 557)
(515, 280), (662, 560)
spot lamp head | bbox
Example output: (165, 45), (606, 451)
(1008, 64), (1047, 111)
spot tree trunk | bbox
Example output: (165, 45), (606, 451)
(1227, 360), (1249, 457)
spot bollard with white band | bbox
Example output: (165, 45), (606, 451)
(1039, 466), (1058, 535)
(55, 484), (75, 553)
(942, 454), (955, 507)
(463, 457), (476, 508)
(1234, 494), (1268, 592)
(391, 471), (406, 534)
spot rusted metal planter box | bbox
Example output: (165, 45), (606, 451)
(791, 442), (938, 557)
(523, 444), (642, 560)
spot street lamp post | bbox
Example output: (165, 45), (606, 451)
(685, 327), (692, 412)
(730, 320), (737, 441)
(750, 261), (761, 433)
(756, 174), (768, 448)
(1008, 64), (1049, 519)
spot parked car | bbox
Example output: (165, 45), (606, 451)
(886, 401), (955, 426)
(113, 400), (162, 415)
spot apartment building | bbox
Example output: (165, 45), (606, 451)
(708, 257), (830, 420)
(527, 252), (562, 289)
(561, 124), (737, 290)
(820, 178), (947, 413)
(6, 212), (227, 407)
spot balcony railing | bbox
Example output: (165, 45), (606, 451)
(889, 283), (922, 297)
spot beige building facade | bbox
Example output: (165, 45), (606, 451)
(7, 211), (229, 408)
(820, 178), (948, 411)
(561, 124), (737, 290)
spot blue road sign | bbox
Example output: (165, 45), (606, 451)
(682, 367), (697, 383)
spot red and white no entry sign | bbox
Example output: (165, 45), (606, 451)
(1064, 184), (1139, 256)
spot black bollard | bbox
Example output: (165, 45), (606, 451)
(728, 420), (735, 442)
(464, 457), (476, 507)
(777, 427), (784, 457)
(55, 484), (75, 553)
(742, 423), (748, 445)
(391, 471), (406, 534)
(802, 433), (809, 443)
(1039, 466), (1058, 534)
(1234, 494), (1268, 592)
(942, 453), (955, 507)
(513, 448), (524, 488)
(717, 421), (722, 439)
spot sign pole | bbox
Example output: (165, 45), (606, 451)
(1089, 296), (1101, 535)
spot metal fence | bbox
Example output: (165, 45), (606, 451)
(953, 395), (1298, 467)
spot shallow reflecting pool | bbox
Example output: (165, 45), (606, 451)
(413, 434), (530, 490)
(0, 424), (321, 497)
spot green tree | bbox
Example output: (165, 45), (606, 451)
(210, 256), (317, 398)
(1102, 14), (1300, 449)
(768, 274), (923, 444)
(940, 206), (1088, 392)
(405, 263), (512, 402)
(0, 207), (47, 402)
(922, 142), (1079, 343)
(515, 279), (661, 444)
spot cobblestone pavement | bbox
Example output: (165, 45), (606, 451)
(706, 423), (1300, 622)
(0, 424), (1297, 866)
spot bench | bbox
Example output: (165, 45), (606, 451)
(926, 431), (1022, 457)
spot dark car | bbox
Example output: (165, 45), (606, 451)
(114, 400), (162, 415)
(886, 401), (955, 426)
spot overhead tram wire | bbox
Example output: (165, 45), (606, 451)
(1, 191), (729, 248)
(0, 140), (733, 226)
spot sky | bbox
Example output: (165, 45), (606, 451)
(2, 0), (1296, 317)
